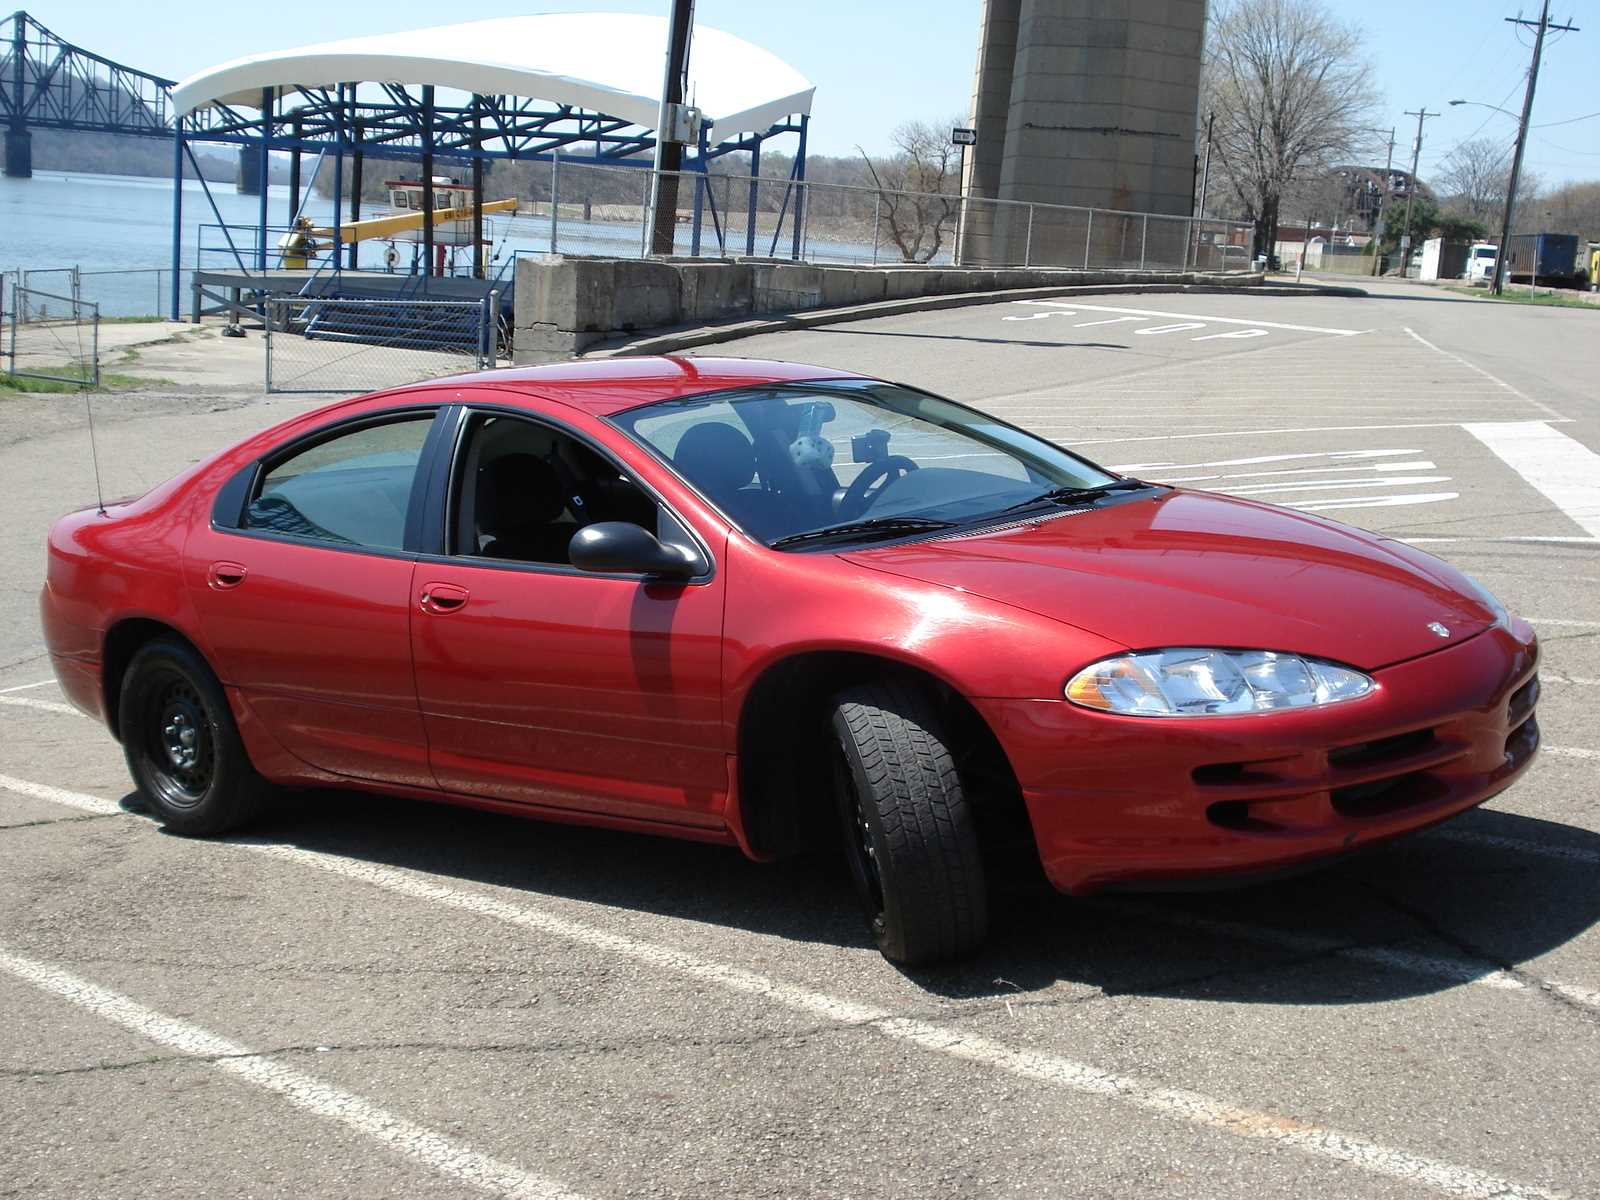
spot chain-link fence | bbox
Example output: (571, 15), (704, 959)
(488, 161), (1253, 272)
(4, 281), (99, 387)
(265, 295), (502, 394)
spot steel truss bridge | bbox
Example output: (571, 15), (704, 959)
(1, 10), (202, 175)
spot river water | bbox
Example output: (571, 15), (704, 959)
(2, 169), (881, 318)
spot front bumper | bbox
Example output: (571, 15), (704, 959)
(977, 621), (1539, 894)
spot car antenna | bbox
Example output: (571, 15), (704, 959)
(82, 384), (106, 516)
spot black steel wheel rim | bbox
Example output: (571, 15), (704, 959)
(833, 739), (886, 937)
(144, 673), (214, 809)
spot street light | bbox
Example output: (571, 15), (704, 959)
(1448, 99), (1518, 120)
(1448, 96), (1527, 294)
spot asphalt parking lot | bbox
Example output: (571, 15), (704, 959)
(2, 278), (1597, 1199)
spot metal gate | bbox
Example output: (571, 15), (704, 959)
(3, 280), (100, 387)
(265, 294), (501, 394)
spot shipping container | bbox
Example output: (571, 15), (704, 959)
(1505, 233), (1586, 286)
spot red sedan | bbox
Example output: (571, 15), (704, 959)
(41, 358), (1539, 964)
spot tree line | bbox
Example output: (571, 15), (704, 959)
(1201, 0), (1598, 261)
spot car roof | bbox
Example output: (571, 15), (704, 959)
(408, 355), (868, 417)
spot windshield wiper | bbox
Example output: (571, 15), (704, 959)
(769, 515), (957, 550)
(990, 477), (1150, 517)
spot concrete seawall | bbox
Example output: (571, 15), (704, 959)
(512, 257), (1263, 362)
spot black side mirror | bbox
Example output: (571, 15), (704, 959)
(569, 522), (698, 579)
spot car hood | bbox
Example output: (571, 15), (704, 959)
(841, 489), (1496, 671)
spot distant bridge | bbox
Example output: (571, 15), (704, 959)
(1, 10), (223, 177)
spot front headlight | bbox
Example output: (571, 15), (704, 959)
(1459, 571), (1509, 627)
(1065, 648), (1375, 717)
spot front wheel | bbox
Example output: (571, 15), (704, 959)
(830, 682), (988, 965)
(119, 636), (272, 836)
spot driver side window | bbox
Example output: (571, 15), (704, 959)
(452, 414), (660, 567)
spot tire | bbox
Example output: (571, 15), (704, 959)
(118, 636), (272, 836)
(830, 682), (988, 965)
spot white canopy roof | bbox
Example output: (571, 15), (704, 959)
(172, 12), (814, 138)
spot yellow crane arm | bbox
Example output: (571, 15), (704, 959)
(309, 198), (520, 244)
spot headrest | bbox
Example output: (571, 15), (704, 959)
(673, 422), (756, 495)
(477, 453), (566, 535)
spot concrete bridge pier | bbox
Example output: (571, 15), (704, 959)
(237, 149), (263, 195)
(960, 0), (1206, 265)
(3, 127), (31, 178)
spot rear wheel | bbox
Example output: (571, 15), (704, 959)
(830, 682), (988, 965)
(118, 637), (271, 835)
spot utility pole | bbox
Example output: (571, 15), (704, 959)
(1191, 111), (1214, 270)
(649, 0), (696, 257)
(1398, 108), (1437, 274)
(1493, 0), (1579, 294)
(1371, 127), (1394, 277)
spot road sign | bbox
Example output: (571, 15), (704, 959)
(952, 127), (977, 146)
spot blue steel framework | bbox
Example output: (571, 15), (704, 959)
(171, 82), (810, 319)
(0, 13), (810, 317)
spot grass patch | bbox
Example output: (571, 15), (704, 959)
(1439, 284), (1598, 310)
(101, 315), (169, 325)
(1, 368), (170, 395)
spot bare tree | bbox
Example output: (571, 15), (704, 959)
(1542, 179), (1600, 241)
(858, 119), (962, 263)
(1203, 0), (1383, 259)
(1509, 170), (1545, 233)
(1436, 137), (1513, 227)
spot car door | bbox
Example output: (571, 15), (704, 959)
(408, 403), (730, 828)
(186, 407), (445, 788)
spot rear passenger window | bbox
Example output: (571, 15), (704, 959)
(246, 415), (434, 549)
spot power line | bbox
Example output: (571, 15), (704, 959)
(1532, 134), (1600, 155)
(1534, 109), (1600, 128)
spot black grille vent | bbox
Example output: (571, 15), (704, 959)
(1327, 728), (1435, 770)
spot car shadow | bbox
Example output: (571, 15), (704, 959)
(213, 791), (1600, 1007)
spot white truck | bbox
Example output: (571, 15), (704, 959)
(1466, 242), (1498, 284)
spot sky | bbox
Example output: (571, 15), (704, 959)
(26, 0), (1598, 187)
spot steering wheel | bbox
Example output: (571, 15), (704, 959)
(837, 456), (919, 520)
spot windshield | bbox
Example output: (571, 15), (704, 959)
(610, 379), (1120, 546)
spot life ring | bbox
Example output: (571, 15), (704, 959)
(383, 244), (401, 270)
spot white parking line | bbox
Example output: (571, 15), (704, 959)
(1290, 492), (1460, 512)
(1223, 475), (1451, 495)
(1072, 421), (1531, 447)
(0, 679), (56, 694)
(1405, 329), (1566, 421)
(1403, 536), (1600, 546)
(0, 773), (122, 815)
(1114, 449), (1427, 472)
(1168, 463), (1439, 483)
(0, 948), (585, 1200)
(0, 695), (79, 717)
(1464, 423), (1600, 539)
(0, 774), (1577, 1200)
(1014, 301), (1365, 336)
(235, 841), (1582, 1200)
